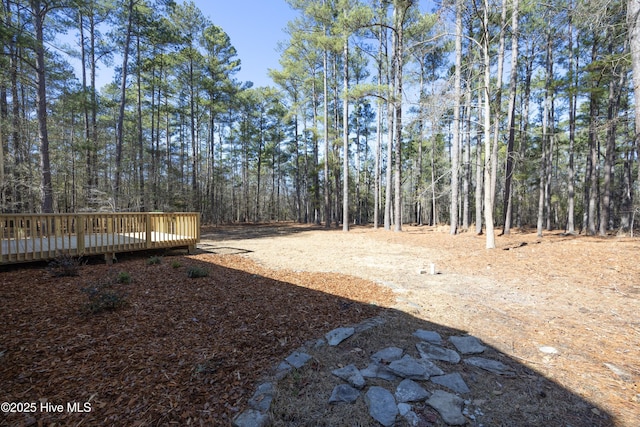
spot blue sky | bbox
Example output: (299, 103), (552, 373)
(64, 0), (436, 90)
(194, 1), (298, 88)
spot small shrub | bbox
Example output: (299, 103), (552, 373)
(187, 266), (209, 278)
(147, 255), (162, 265)
(171, 260), (182, 269)
(48, 254), (84, 277)
(116, 271), (132, 284)
(81, 282), (127, 314)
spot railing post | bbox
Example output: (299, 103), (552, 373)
(77, 215), (85, 255)
(146, 213), (152, 248)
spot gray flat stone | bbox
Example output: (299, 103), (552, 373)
(397, 402), (421, 426)
(426, 390), (466, 426)
(416, 341), (461, 364)
(388, 354), (443, 380)
(275, 361), (292, 379)
(365, 386), (398, 427)
(395, 378), (430, 403)
(388, 355), (428, 379)
(329, 384), (360, 404)
(248, 382), (274, 411)
(325, 327), (355, 346)
(360, 362), (400, 381)
(413, 329), (443, 344)
(371, 346), (404, 364)
(430, 372), (470, 394)
(285, 351), (312, 369)
(464, 357), (516, 376)
(397, 402), (412, 416)
(232, 409), (269, 427)
(419, 357), (445, 377)
(332, 364), (366, 389)
(449, 336), (486, 354)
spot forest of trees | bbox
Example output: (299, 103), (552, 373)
(2, 0), (640, 246)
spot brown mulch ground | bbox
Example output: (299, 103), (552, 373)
(0, 251), (393, 426)
(1, 223), (639, 426)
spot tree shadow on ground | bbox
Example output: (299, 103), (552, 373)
(0, 252), (614, 426)
(201, 222), (347, 241)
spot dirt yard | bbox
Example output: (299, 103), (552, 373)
(1, 223), (638, 426)
(202, 223), (639, 426)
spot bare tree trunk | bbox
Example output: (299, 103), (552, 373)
(475, 74), (483, 235)
(587, 38), (600, 235)
(567, 7), (577, 234)
(0, 72), (5, 210)
(450, 0), (462, 234)
(136, 35), (145, 211)
(628, 0), (640, 200)
(502, 0), (518, 235)
(601, 55), (626, 235)
(600, 77), (616, 236)
(393, 3), (405, 232)
(462, 86), (471, 231)
(342, 31), (349, 231)
(482, 0), (495, 248)
(546, 99), (554, 231)
(619, 141), (634, 233)
(312, 79), (321, 224)
(78, 10), (91, 201)
(114, 0), (134, 210)
(489, 0), (507, 234)
(323, 19), (331, 228)
(374, 59), (382, 227)
(30, 0), (53, 213)
(294, 111), (302, 223)
(384, 25), (395, 231)
(537, 26), (553, 237)
(430, 136), (436, 225)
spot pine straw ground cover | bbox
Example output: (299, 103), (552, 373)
(0, 252), (394, 426)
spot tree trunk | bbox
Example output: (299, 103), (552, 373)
(462, 84), (471, 231)
(384, 25), (395, 231)
(587, 37), (600, 235)
(601, 57), (626, 235)
(567, 7), (577, 234)
(323, 19), (331, 228)
(517, 43), (534, 228)
(136, 35), (145, 211)
(628, 0), (640, 213)
(537, 26), (553, 237)
(393, 2), (405, 232)
(482, 0), (495, 248)
(78, 10), (91, 202)
(342, 31), (349, 231)
(489, 0), (507, 234)
(30, 0), (53, 213)
(374, 1), (385, 229)
(474, 74), (483, 235)
(502, 0), (518, 235)
(374, 92), (382, 228)
(450, 0), (462, 234)
(115, 0), (134, 210)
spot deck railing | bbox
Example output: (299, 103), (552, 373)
(0, 212), (200, 264)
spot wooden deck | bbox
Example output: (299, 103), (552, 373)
(0, 213), (200, 264)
